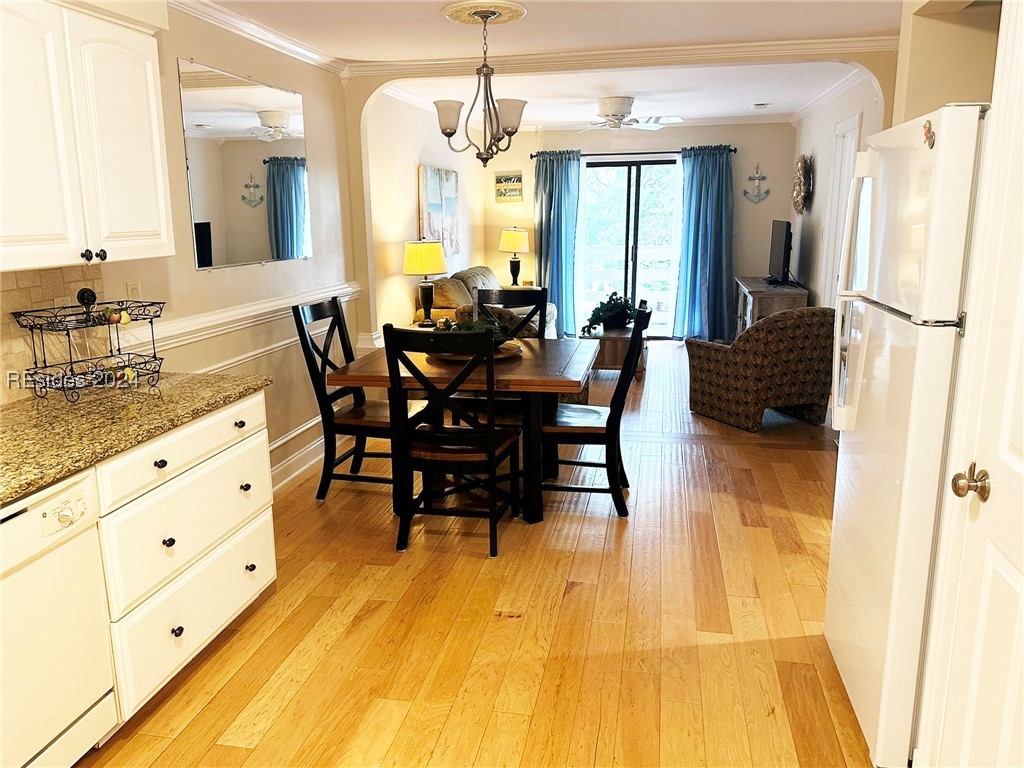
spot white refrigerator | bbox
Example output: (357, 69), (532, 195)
(824, 103), (986, 768)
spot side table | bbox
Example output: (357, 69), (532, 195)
(585, 326), (647, 381)
(734, 276), (809, 337)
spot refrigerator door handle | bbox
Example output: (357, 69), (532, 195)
(832, 296), (865, 432)
(837, 150), (878, 296)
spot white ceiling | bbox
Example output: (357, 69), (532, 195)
(196, 0), (899, 127)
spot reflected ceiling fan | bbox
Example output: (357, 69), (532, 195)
(249, 110), (301, 142)
(569, 96), (684, 132)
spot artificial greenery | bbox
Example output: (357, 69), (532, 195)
(434, 317), (512, 347)
(580, 291), (636, 336)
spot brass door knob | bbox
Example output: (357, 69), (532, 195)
(951, 461), (991, 502)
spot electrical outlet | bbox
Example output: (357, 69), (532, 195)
(126, 281), (142, 300)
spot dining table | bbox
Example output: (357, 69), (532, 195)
(326, 337), (598, 524)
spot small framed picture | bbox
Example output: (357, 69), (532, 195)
(494, 170), (523, 203)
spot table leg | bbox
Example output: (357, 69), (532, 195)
(522, 393), (544, 524)
(541, 393), (560, 479)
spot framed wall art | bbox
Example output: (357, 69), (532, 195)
(494, 170), (523, 203)
(418, 165), (460, 259)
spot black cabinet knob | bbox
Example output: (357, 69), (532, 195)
(162, 537), (176, 548)
(239, 483), (252, 492)
(154, 459), (168, 469)
(245, 563), (257, 572)
(170, 626), (184, 637)
(96, 248), (107, 261)
(234, 420), (246, 428)
(81, 249), (94, 262)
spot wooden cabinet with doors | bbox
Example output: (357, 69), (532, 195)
(0, 1), (174, 272)
(734, 276), (809, 337)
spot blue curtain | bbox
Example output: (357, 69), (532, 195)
(673, 145), (735, 341)
(534, 150), (581, 337)
(266, 156), (307, 260)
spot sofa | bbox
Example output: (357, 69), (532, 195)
(685, 306), (835, 432)
(414, 265), (558, 339)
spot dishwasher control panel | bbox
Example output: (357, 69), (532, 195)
(39, 493), (89, 537)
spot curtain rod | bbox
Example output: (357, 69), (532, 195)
(529, 147), (736, 159)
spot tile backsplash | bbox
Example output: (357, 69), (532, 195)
(0, 267), (107, 404)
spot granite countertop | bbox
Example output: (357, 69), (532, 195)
(0, 372), (273, 507)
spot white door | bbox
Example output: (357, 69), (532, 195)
(0, 1), (87, 270)
(64, 8), (175, 262)
(820, 114), (861, 308)
(915, 2), (1024, 765)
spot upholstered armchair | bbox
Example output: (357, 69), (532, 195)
(685, 306), (835, 432)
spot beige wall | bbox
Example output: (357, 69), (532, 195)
(184, 137), (226, 264)
(791, 78), (884, 305)
(892, 0), (1000, 123)
(363, 90), (485, 332)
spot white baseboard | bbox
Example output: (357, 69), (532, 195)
(271, 433), (324, 492)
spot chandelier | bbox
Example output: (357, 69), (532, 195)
(434, 1), (527, 167)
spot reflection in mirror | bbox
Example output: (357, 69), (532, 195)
(178, 60), (312, 269)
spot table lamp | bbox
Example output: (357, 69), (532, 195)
(498, 226), (529, 286)
(404, 240), (447, 327)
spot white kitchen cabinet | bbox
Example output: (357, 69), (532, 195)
(0, 1), (174, 272)
(97, 391), (276, 721)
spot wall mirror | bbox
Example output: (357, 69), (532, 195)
(178, 60), (311, 269)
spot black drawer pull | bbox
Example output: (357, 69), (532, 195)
(234, 420), (246, 428)
(154, 459), (168, 469)
(239, 483), (252, 492)
(81, 249), (94, 262)
(96, 248), (107, 261)
(170, 626), (184, 638)
(162, 537), (176, 548)
(245, 563), (257, 572)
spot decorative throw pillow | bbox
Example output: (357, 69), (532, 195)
(428, 278), (474, 309)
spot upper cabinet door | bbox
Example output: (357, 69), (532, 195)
(63, 8), (174, 262)
(0, 2), (87, 270)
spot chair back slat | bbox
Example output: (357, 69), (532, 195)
(293, 298), (365, 423)
(475, 288), (548, 339)
(383, 326), (500, 456)
(607, 305), (653, 431)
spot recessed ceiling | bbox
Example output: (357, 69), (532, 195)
(215, 0), (902, 63)
(385, 61), (867, 127)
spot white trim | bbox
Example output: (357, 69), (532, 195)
(356, 331), (383, 356)
(121, 282), (360, 353)
(793, 69), (871, 122)
(349, 36), (899, 79)
(167, 0), (350, 76)
(196, 335), (296, 374)
(271, 433), (323, 491)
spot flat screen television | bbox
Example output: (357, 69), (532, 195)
(194, 222), (212, 269)
(767, 219), (792, 285)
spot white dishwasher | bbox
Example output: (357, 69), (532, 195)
(1, 470), (118, 768)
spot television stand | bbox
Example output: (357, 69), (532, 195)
(734, 276), (809, 338)
(764, 275), (789, 286)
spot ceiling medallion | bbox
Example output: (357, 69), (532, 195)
(433, 1), (528, 167)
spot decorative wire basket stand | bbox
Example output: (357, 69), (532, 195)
(11, 293), (165, 402)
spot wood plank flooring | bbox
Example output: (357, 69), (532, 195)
(77, 341), (869, 768)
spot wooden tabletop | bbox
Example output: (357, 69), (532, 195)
(327, 338), (598, 394)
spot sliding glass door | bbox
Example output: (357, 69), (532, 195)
(574, 157), (681, 336)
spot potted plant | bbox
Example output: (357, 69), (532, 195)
(581, 292), (636, 336)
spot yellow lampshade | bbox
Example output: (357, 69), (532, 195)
(403, 240), (447, 276)
(498, 227), (529, 254)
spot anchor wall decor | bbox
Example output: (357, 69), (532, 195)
(743, 163), (770, 203)
(242, 173), (264, 207)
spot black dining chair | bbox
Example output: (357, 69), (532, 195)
(293, 298), (425, 499)
(473, 287), (548, 339)
(540, 305), (652, 517)
(383, 324), (520, 557)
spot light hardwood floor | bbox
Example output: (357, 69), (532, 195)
(77, 341), (869, 768)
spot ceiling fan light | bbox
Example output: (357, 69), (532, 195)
(497, 98), (526, 134)
(257, 110), (290, 129)
(434, 100), (464, 136)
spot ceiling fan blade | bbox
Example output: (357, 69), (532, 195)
(628, 122), (664, 131)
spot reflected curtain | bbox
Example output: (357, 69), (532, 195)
(266, 156), (307, 260)
(673, 145), (735, 341)
(534, 150), (581, 337)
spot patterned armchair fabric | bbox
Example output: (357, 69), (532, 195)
(685, 307), (835, 432)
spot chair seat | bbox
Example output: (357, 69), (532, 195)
(541, 403), (611, 434)
(334, 399), (426, 428)
(411, 427), (519, 463)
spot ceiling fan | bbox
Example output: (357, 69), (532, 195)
(249, 110), (301, 142)
(578, 96), (684, 131)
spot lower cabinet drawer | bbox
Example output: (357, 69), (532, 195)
(110, 510), (276, 719)
(100, 430), (272, 619)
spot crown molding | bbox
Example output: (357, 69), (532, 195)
(167, 0), (351, 77)
(348, 35), (899, 79)
(792, 68), (871, 122)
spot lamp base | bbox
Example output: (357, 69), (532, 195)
(509, 256), (521, 286)
(418, 279), (437, 328)
(416, 319), (437, 328)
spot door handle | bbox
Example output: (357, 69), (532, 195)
(951, 461), (991, 502)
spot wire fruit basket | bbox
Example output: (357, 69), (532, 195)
(11, 289), (165, 402)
